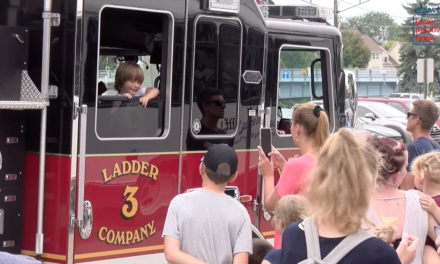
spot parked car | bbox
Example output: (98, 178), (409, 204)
(358, 101), (413, 143)
(359, 97), (440, 133)
(387, 93), (423, 99)
(358, 101), (440, 144)
(359, 98), (414, 115)
(356, 118), (403, 142)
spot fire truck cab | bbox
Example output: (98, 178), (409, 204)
(0, 0), (354, 263)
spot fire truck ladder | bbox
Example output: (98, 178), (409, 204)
(0, 0), (59, 259)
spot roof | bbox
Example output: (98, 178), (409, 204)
(388, 56), (399, 66)
(362, 34), (383, 52)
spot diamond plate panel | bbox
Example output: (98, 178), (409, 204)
(0, 71), (46, 110)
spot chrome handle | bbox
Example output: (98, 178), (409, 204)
(15, 34), (24, 43)
(0, 150), (2, 170)
(264, 107), (271, 128)
(0, 209), (4, 235)
(77, 105), (87, 228)
(79, 201), (93, 239)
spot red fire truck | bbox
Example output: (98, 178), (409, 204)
(0, 0), (355, 263)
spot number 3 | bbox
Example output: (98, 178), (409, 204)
(121, 186), (139, 219)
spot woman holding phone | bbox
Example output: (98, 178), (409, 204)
(258, 103), (329, 249)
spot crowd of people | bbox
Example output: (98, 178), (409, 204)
(162, 99), (440, 264)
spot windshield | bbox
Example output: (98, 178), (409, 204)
(404, 102), (413, 110)
(371, 104), (406, 118)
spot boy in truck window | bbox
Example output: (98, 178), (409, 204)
(113, 61), (159, 107)
(163, 144), (252, 264)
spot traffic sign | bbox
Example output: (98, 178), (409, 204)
(281, 71), (290, 79)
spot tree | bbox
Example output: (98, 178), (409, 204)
(398, 0), (440, 94)
(383, 41), (397, 51)
(279, 51), (319, 69)
(341, 12), (403, 45)
(99, 56), (117, 71)
(342, 31), (370, 68)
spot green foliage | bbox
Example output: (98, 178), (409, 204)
(341, 11), (403, 45)
(383, 41), (397, 51)
(342, 31), (371, 68)
(279, 51), (319, 69)
(99, 56), (117, 71)
(398, 0), (440, 95)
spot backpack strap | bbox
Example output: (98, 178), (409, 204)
(322, 230), (374, 264)
(303, 218), (322, 260)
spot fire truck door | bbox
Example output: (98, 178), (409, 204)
(257, 33), (339, 236)
(70, 4), (182, 264)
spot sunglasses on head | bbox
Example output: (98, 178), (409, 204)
(407, 112), (422, 120)
(207, 100), (226, 107)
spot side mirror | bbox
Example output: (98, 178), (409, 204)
(343, 70), (357, 129)
(277, 118), (291, 135)
(365, 113), (375, 120)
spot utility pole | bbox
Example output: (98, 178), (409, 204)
(334, 0), (338, 28)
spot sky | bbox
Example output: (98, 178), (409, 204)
(272, 0), (414, 25)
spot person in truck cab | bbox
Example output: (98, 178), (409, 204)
(113, 61), (160, 107)
(186, 88), (235, 151)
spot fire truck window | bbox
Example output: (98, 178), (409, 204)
(95, 7), (173, 139)
(189, 18), (241, 144)
(277, 48), (329, 136)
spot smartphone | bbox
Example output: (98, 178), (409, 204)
(435, 225), (440, 238)
(260, 128), (272, 157)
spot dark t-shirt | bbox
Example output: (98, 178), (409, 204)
(264, 249), (281, 263)
(407, 137), (440, 171)
(186, 123), (235, 151)
(274, 221), (400, 264)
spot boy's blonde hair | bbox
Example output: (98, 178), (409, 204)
(274, 195), (309, 227)
(307, 129), (378, 234)
(114, 61), (144, 92)
(411, 151), (440, 184)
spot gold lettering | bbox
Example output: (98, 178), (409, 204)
(126, 231), (133, 245)
(133, 230), (141, 244)
(131, 160), (141, 174)
(140, 162), (149, 178)
(147, 220), (156, 236)
(149, 164), (159, 181)
(101, 169), (112, 184)
(98, 227), (107, 241)
(106, 230), (115, 244)
(114, 231), (125, 245)
(140, 225), (149, 239)
(112, 163), (122, 179)
(121, 161), (132, 175)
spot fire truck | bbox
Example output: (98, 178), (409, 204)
(0, 0), (356, 263)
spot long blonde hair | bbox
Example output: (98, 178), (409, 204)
(291, 103), (329, 148)
(307, 129), (378, 233)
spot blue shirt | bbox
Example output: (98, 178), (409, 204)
(407, 137), (440, 171)
(272, 221), (400, 264)
(264, 249), (281, 263)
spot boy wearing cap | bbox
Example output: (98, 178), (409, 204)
(162, 144), (252, 264)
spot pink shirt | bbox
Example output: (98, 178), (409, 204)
(273, 154), (316, 249)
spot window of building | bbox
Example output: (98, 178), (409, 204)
(383, 56), (388, 63)
(371, 53), (379, 60)
(276, 46), (332, 136)
(190, 17), (242, 138)
(95, 6), (174, 139)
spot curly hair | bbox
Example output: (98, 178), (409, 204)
(367, 137), (407, 186)
(411, 151), (440, 184)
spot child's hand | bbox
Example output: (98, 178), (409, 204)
(122, 93), (132, 99)
(420, 196), (438, 213)
(139, 96), (149, 107)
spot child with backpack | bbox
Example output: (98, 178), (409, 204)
(162, 144), (252, 264)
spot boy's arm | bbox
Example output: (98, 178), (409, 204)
(232, 252), (248, 264)
(143, 87), (160, 99)
(139, 87), (160, 107)
(164, 236), (208, 264)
